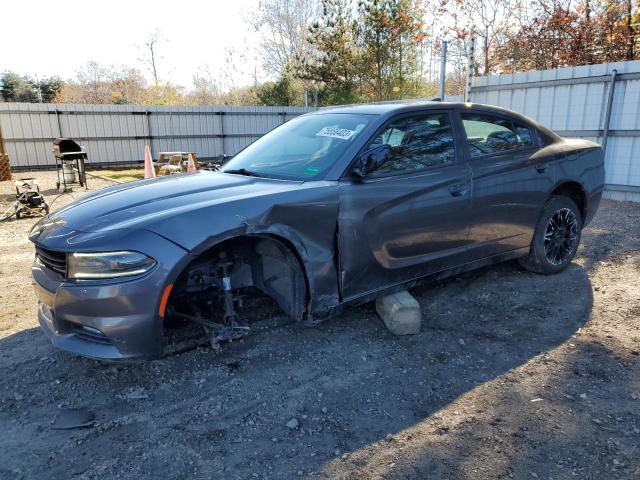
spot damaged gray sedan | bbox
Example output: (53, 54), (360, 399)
(30, 101), (604, 359)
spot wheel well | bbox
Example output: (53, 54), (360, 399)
(167, 235), (309, 324)
(551, 182), (586, 221)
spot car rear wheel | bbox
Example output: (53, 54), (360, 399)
(518, 195), (582, 275)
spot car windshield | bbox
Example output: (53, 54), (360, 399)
(220, 113), (373, 180)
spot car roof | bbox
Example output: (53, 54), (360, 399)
(311, 99), (560, 141)
(314, 100), (514, 116)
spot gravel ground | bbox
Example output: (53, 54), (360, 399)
(0, 171), (639, 480)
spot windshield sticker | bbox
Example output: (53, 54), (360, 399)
(304, 165), (321, 176)
(316, 126), (356, 140)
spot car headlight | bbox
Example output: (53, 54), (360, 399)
(67, 251), (156, 279)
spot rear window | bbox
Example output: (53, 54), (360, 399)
(461, 113), (534, 158)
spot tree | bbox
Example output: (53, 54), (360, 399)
(297, 0), (428, 104)
(38, 77), (65, 102)
(256, 75), (302, 105)
(143, 83), (184, 105)
(1, 72), (38, 102)
(0, 72), (64, 103)
(625, 0), (637, 60)
(141, 30), (164, 86)
(589, 0), (639, 61)
(298, 0), (360, 104)
(110, 68), (147, 104)
(436, 0), (513, 78)
(54, 62), (150, 104)
(188, 68), (224, 105)
(492, 0), (640, 73)
(252, 0), (320, 76)
(356, 0), (426, 100)
(356, 0), (394, 101)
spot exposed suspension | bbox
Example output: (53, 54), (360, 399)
(212, 252), (249, 345)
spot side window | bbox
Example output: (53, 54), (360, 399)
(366, 113), (456, 177)
(461, 113), (533, 158)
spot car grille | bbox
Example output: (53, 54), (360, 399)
(72, 325), (113, 345)
(35, 246), (67, 277)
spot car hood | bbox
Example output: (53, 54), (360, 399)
(44, 171), (305, 235)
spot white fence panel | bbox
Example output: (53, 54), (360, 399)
(0, 104), (314, 170)
(470, 60), (640, 202)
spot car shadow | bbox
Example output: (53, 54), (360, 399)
(319, 333), (639, 479)
(0, 258), (598, 479)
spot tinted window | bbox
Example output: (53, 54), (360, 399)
(221, 113), (372, 180)
(461, 113), (533, 158)
(365, 113), (456, 177)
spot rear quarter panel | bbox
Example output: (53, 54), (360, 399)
(550, 138), (605, 226)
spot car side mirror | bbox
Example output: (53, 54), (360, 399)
(352, 144), (391, 177)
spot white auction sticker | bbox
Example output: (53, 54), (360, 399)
(316, 126), (356, 140)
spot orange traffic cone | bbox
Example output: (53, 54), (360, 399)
(144, 145), (156, 179)
(187, 153), (197, 173)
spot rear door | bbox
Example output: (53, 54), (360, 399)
(458, 110), (555, 260)
(338, 110), (473, 300)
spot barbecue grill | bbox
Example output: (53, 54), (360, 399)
(53, 138), (88, 191)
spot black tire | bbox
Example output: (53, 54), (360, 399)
(518, 195), (582, 275)
(15, 210), (21, 220)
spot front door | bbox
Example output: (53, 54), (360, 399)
(338, 111), (473, 301)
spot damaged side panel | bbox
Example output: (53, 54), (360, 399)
(158, 182), (341, 325)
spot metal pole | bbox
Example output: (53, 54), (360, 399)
(439, 40), (447, 100)
(145, 111), (154, 161)
(602, 69), (617, 153)
(55, 109), (63, 137)
(219, 111), (226, 160)
(465, 37), (475, 102)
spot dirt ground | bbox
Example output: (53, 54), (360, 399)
(0, 171), (639, 480)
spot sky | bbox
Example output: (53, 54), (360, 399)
(1, 0), (264, 89)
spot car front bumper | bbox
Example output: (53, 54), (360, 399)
(30, 227), (191, 360)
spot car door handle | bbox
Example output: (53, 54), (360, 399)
(535, 163), (549, 173)
(449, 182), (468, 197)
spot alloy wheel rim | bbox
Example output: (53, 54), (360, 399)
(544, 207), (578, 265)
